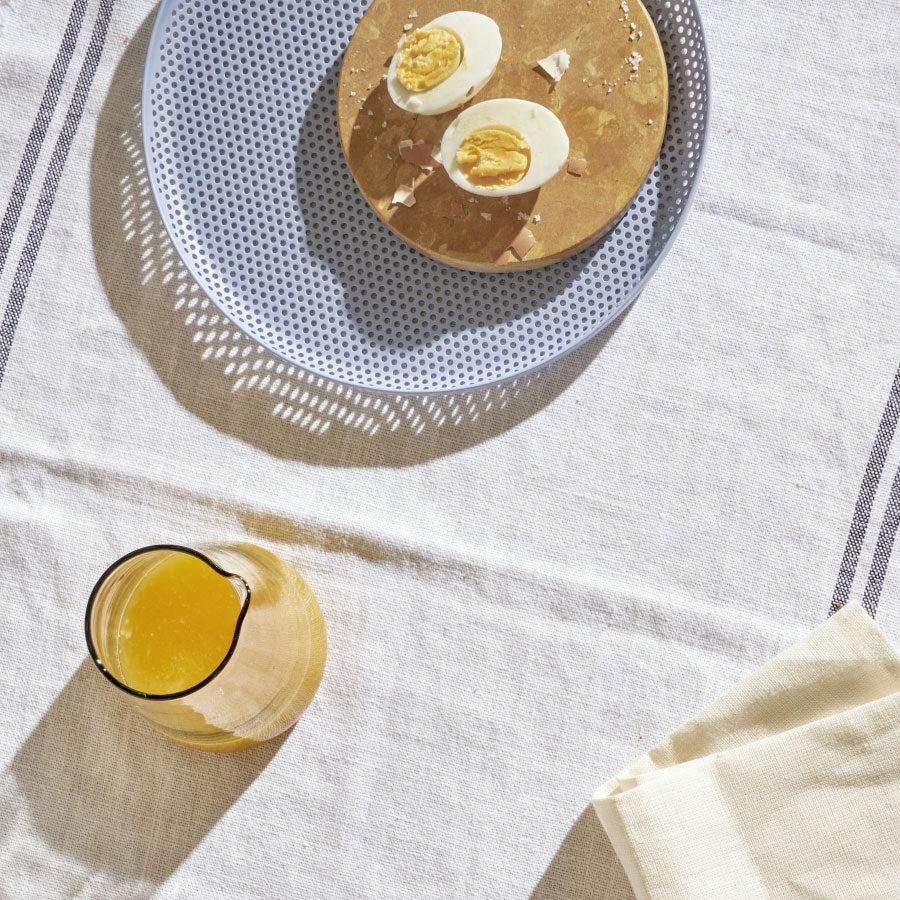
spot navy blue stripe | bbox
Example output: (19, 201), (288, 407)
(830, 363), (900, 616)
(0, 0), (116, 387)
(861, 461), (900, 616)
(0, 0), (90, 280)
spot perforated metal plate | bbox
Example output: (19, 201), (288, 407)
(142, 0), (709, 395)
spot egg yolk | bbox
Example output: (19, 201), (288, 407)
(396, 28), (463, 92)
(455, 127), (531, 188)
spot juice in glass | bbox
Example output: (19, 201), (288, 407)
(86, 543), (326, 750)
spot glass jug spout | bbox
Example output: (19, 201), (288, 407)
(85, 543), (326, 751)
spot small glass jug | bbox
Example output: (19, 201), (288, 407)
(85, 543), (326, 751)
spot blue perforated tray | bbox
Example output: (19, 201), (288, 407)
(142, 0), (709, 394)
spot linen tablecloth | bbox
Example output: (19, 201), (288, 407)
(1, 0), (899, 897)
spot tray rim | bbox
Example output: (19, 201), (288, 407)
(140, 0), (711, 398)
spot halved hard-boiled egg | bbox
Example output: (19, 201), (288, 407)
(440, 99), (570, 197)
(387, 11), (502, 116)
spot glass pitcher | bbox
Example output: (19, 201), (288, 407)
(85, 543), (327, 751)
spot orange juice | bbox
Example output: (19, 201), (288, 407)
(117, 551), (242, 695)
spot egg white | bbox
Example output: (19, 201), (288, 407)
(440, 99), (570, 197)
(387, 11), (502, 116)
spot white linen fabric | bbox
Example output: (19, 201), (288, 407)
(0, 0), (899, 898)
(594, 603), (900, 899)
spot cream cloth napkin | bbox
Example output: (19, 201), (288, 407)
(593, 603), (900, 899)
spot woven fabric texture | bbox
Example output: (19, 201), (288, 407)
(0, 0), (899, 897)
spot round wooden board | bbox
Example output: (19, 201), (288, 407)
(337, 0), (668, 272)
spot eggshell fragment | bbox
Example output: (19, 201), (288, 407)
(391, 183), (417, 207)
(567, 157), (588, 176)
(536, 49), (570, 83)
(510, 227), (536, 260)
(399, 139), (442, 170)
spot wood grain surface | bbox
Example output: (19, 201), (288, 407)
(337, 0), (668, 272)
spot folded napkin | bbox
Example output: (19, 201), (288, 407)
(593, 603), (900, 899)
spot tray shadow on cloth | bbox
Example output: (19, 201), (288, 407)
(0, 659), (286, 895)
(530, 805), (636, 900)
(90, 12), (630, 469)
